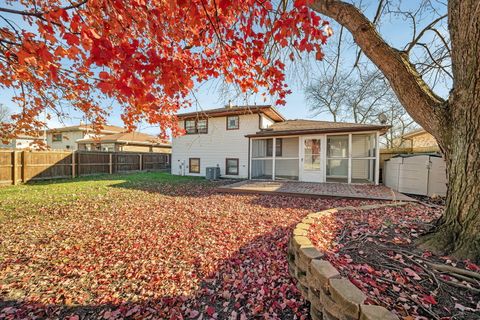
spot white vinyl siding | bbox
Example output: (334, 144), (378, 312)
(172, 113), (261, 178)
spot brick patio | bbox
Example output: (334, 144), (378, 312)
(217, 180), (416, 201)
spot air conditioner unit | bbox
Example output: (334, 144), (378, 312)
(206, 167), (221, 180)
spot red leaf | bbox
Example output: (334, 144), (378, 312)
(421, 295), (437, 305)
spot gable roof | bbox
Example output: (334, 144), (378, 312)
(78, 132), (171, 147)
(46, 124), (125, 134)
(245, 119), (390, 137)
(176, 105), (285, 122)
(402, 128), (428, 139)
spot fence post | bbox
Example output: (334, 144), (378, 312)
(139, 154), (143, 171)
(77, 151), (81, 176)
(71, 151), (76, 178)
(12, 150), (17, 185)
(21, 150), (27, 183)
(109, 153), (113, 174)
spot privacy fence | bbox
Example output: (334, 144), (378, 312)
(0, 150), (171, 185)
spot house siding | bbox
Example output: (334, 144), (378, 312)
(172, 113), (261, 178)
(47, 131), (92, 150)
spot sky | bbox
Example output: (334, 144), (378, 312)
(0, 1), (449, 137)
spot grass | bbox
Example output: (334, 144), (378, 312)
(0, 171), (203, 221)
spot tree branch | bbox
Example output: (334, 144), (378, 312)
(309, 0), (446, 137)
(0, 0), (87, 17)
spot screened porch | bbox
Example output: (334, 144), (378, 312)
(249, 132), (380, 184)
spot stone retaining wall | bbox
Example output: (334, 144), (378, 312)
(288, 205), (403, 320)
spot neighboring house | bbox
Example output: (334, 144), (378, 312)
(0, 134), (46, 149)
(46, 124), (125, 150)
(77, 132), (171, 153)
(399, 129), (439, 149)
(172, 105), (390, 184)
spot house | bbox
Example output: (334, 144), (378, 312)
(399, 128), (439, 149)
(77, 132), (171, 153)
(0, 133), (46, 149)
(172, 105), (390, 184)
(46, 124), (125, 150)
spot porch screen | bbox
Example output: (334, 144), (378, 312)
(351, 134), (376, 183)
(326, 135), (348, 182)
(252, 139), (273, 179)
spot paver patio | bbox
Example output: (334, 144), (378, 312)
(218, 180), (416, 201)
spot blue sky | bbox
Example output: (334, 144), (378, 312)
(0, 1), (449, 136)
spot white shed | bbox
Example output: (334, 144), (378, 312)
(384, 154), (447, 197)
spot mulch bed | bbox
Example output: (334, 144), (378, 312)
(308, 203), (480, 320)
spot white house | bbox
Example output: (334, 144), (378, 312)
(172, 105), (390, 184)
(0, 133), (46, 149)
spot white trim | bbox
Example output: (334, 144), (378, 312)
(272, 137), (276, 180)
(348, 133), (352, 184)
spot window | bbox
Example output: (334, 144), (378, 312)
(52, 133), (62, 142)
(185, 120), (196, 134)
(266, 138), (282, 157)
(197, 119), (208, 133)
(189, 158), (200, 173)
(226, 116), (239, 130)
(184, 119), (208, 134)
(226, 158), (239, 175)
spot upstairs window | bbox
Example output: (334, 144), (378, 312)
(52, 133), (62, 142)
(226, 116), (239, 130)
(184, 119), (208, 134)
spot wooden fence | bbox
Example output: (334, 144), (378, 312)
(0, 150), (171, 185)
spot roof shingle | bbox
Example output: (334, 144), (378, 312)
(246, 119), (390, 137)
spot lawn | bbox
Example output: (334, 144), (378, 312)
(0, 172), (377, 319)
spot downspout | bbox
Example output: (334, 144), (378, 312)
(248, 137), (251, 179)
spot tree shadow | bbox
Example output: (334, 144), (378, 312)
(0, 226), (310, 320)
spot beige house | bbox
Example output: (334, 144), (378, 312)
(46, 124), (125, 150)
(400, 129), (439, 149)
(77, 132), (171, 153)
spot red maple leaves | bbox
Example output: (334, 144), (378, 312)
(0, 0), (331, 141)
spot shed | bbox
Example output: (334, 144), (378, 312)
(383, 154), (447, 197)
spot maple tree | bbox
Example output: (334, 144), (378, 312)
(0, 0), (479, 261)
(0, 0), (330, 140)
(308, 0), (480, 261)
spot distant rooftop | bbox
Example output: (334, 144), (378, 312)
(78, 131), (171, 147)
(46, 124), (125, 133)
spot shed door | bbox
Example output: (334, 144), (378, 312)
(398, 156), (429, 195)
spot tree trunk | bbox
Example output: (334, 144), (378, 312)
(421, 131), (480, 261)
(310, 0), (480, 261)
(421, 0), (480, 262)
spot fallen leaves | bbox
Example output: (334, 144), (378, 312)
(307, 204), (480, 319)
(0, 175), (375, 319)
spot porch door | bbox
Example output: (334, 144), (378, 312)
(301, 136), (323, 182)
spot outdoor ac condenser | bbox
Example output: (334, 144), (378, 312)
(206, 167), (221, 180)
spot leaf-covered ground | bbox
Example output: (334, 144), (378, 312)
(0, 172), (379, 320)
(308, 204), (480, 320)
